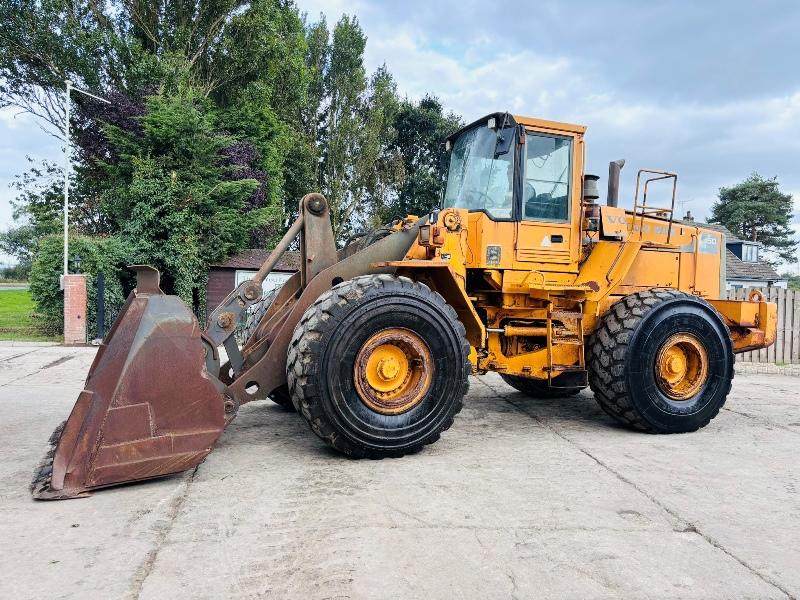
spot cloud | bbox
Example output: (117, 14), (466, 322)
(0, 108), (61, 230)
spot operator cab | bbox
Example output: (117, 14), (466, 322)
(442, 112), (581, 224)
(442, 112), (586, 270)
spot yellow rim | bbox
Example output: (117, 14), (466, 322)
(354, 328), (433, 415)
(655, 333), (709, 400)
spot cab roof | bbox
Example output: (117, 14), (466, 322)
(513, 114), (586, 134)
(447, 112), (586, 142)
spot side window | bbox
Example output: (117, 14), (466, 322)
(524, 134), (572, 221)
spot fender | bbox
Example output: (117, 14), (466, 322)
(375, 259), (486, 349)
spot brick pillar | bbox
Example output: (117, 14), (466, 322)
(63, 274), (87, 345)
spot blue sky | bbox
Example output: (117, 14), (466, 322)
(2, 0), (799, 268)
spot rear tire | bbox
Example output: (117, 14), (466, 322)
(588, 289), (733, 433)
(287, 275), (470, 458)
(500, 374), (582, 399)
(240, 288), (279, 346)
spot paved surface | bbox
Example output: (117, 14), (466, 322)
(1, 344), (798, 599)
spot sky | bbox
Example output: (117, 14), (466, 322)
(2, 0), (799, 269)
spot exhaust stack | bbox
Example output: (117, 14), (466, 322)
(607, 159), (625, 207)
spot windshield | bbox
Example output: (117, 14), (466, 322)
(443, 126), (515, 219)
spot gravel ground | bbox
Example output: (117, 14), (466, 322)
(1, 343), (798, 599)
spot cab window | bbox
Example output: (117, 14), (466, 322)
(443, 126), (515, 220)
(524, 133), (572, 221)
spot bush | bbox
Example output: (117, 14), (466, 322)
(29, 235), (130, 337)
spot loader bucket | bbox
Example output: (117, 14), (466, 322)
(32, 266), (226, 499)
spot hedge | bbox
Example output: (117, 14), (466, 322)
(29, 235), (131, 337)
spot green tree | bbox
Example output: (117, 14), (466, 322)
(2, 0), (464, 333)
(709, 173), (798, 263)
(99, 85), (267, 308)
(0, 159), (74, 272)
(346, 65), (402, 231)
(320, 15), (368, 236)
(0, 0), (117, 134)
(378, 95), (462, 223)
(314, 18), (408, 238)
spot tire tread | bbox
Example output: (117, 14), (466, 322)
(286, 274), (470, 458)
(587, 288), (734, 433)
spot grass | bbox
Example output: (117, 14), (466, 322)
(0, 289), (61, 342)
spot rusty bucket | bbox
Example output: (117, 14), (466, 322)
(32, 266), (226, 499)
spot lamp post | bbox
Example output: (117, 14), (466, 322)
(62, 80), (110, 285)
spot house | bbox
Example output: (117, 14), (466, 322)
(682, 214), (787, 290)
(206, 249), (300, 312)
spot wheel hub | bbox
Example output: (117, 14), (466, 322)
(655, 333), (709, 400)
(354, 328), (433, 415)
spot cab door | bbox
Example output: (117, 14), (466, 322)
(515, 130), (583, 271)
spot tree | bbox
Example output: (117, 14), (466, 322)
(97, 84), (268, 307)
(1, 0), (464, 332)
(346, 64), (402, 232)
(0, 0), (117, 135)
(381, 95), (462, 222)
(319, 15), (368, 236)
(709, 173), (798, 263)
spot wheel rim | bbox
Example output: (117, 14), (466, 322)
(655, 333), (709, 401)
(354, 328), (433, 415)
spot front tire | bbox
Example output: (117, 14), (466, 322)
(287, 275), (470, 458)
(588, 289), (733, 433)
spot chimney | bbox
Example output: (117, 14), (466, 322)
(683, 210), (694, 222)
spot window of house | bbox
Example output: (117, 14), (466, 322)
(742, 244), (759, 262)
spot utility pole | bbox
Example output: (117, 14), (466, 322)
(61, 80), (110, 286)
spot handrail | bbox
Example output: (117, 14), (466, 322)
(631, 169), (678, 244)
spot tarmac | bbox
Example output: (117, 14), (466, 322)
(1, 343), (798, 599)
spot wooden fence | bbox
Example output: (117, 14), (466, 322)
(725, 287), (800, 364)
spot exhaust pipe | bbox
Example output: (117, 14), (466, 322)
(607, 159), (625, 207)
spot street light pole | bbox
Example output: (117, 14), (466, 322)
(61, 80), (110, 286)
(63, 80), (71, 279)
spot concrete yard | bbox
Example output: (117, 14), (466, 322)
(1, 343), (798, 599)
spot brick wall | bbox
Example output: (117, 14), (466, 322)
(63, 274), (87, 345)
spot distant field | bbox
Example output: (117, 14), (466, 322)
(0, 289), (60, 342)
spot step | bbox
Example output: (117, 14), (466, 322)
(545, 364), (587, 373)
(549, 310), (583, 321)
(551, 336), (583, 346)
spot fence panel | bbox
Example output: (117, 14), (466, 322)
(725, 287), (799, 364)
(782, 289), (792, 364)
(794, 288), (800, 364)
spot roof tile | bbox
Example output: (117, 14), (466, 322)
(725, 249), (782, 281)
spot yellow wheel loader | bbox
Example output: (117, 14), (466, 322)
(32, 112), (778, 499)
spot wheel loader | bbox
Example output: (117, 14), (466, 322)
(32, 112), (778, 499)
